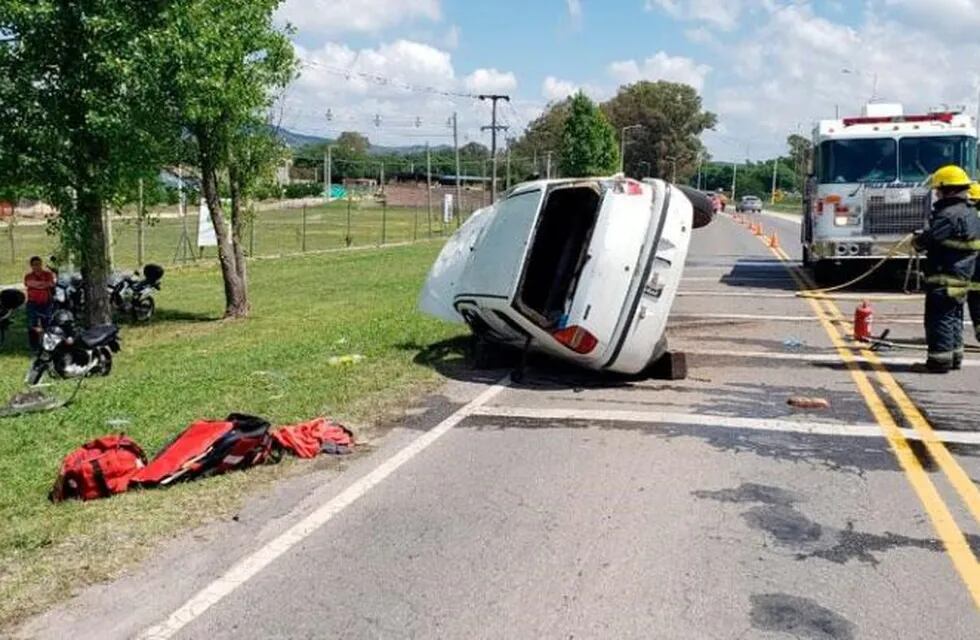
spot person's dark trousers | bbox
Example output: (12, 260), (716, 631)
(924, 285), (964, 370)
(970, 262), (980, 342)
(25, 301), (52, 351)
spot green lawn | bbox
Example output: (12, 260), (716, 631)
(0, 201), (461, 284)
(0, 242), (467, 628)
(767, 201), (804, 215)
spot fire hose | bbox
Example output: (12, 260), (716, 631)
(795, 233), (918, 299)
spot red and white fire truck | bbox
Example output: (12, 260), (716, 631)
(802, 103), (978, 282)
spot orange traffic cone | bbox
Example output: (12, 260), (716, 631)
(769, 232), (780, 249)
(755, 224), (765, 236)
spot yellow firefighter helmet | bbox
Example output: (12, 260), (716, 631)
(930, 165), (972, 189)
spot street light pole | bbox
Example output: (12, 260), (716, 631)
(620, 125), (643, 174)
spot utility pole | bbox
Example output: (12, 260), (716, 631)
(453, 112), (462, 223)
(479, 94), (510, 204)
(696, 153), (703, 190)
(506, 140), (512, 190)
(771, 158), (779, 205)
(730, 162), (738, 203)
(545, 151), (553, 179)
(379, 161), (385, 195)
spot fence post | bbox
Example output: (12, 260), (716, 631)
(381, 200), (387, 246)
(249, 207), (256, 257)
(6, 216), (15, 265)
(137, 178), (145, 268)
(413, 206), (418, 242)
(301, 204), (307, 253)
(346, 193), (352, 247)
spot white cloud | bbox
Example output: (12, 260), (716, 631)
(700, 2), (980, 161)
(443, 24), (461, 49)
(683, 27), (715, 45)
(608, 52), (711, 91)
(645, 0), (753, 31)
(882, 0), (980, 33)
(463, 68), (518, 94)
(277, 0), (441, 36)
(567, 0), (584, 28)
(280, 40), (523, 150)
(542, 76), (578, 101)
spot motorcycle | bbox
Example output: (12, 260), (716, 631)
(26, 309), (120, 386)
(0, 289), (26, 346)
(108, 264), (164, 322)
(52, 272), (85, 314)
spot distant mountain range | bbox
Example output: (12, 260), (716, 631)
(273, 127), (454, 156)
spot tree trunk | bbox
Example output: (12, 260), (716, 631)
(77, 190), (113, 326)
(198, 134), (249, 318)
(228, 163), (249, 289)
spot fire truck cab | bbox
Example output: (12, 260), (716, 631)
(802, 103), (978, 282)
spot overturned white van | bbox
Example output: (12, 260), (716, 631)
(419, 177), (714, 375)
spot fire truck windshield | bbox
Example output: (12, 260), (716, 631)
(817, 139), (897, 184)
(898, 136), (977, 183)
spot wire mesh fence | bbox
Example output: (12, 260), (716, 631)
(0, 194), (488, 285)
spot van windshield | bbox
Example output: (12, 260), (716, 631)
(899, 136), (977, 183)
(818, 139), (897, 183)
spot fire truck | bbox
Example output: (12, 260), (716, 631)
(802, 103), (978, 282)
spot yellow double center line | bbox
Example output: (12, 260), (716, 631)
(747, 220), (980, 607)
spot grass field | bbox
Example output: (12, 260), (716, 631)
(767, 201), (804, 215)
(0, 200), (465, 285)
(0, 242), (467, 628)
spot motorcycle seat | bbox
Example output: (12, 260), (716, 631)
(81, 324), (119, 348)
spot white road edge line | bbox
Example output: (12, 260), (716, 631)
(469, 405), (980, 446)
(138, 379), (510, 640)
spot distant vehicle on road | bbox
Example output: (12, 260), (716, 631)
(802, 102), (977, 283)
(419, 177), (715, 376)
(736, 195), (763, 213)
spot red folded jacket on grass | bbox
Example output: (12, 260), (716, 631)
(271, 418), (354, 458)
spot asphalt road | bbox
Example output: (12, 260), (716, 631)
(21, 211), (980, 640)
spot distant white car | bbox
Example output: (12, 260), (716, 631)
(736, 195), (763, 213)
(419, 177), (714, 375)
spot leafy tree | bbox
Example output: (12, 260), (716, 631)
(0, 1), (174, 324)
(787, 133), (814, 189)
(336, 132), (370, 156)
(165, 0), (296, 318)
(603, 81), (716, 182)
(510, 99), (571, 175)
(559, 92), (620, 178)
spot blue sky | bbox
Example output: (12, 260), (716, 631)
(276, 1), (980, 162)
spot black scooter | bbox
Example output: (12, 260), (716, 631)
(25, 309), (120, 386)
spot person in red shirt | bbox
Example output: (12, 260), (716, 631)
(24, 256), (56, 350)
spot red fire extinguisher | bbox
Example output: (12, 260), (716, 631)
(854, 301), (873, 342)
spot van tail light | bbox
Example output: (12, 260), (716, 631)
(625, 180), (644, 196)
(552, 325), (598, 354)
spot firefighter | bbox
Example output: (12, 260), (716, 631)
(911, 166), (980, 373)
(968, 182), (980, 344)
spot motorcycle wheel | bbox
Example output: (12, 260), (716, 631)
(133, 297), (155, 322)
(96, 351), (113, 377)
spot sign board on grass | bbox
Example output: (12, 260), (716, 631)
(198, 200), (218, 247)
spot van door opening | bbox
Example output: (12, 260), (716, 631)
(516, 184), (602, 328)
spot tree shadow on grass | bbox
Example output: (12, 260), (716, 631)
(146, 308), (222, 324)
